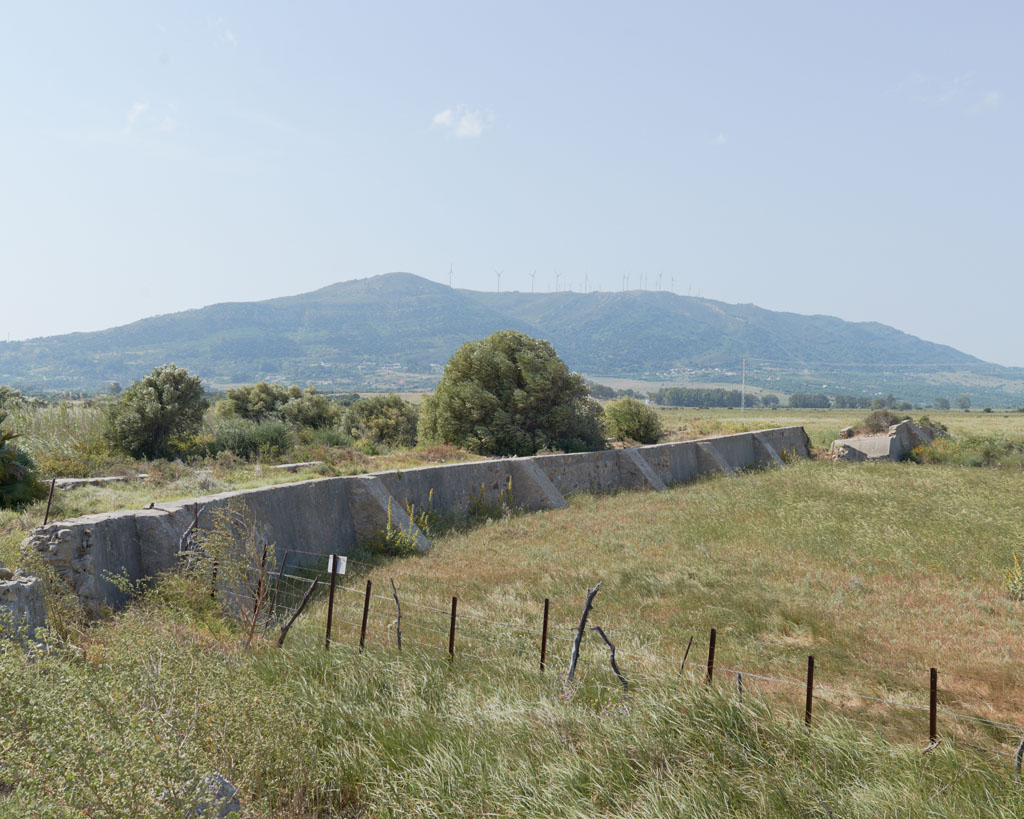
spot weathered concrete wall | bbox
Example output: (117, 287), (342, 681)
(23, 426), (809, 614)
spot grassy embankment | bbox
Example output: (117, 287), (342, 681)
(3, 453), (1024, 815)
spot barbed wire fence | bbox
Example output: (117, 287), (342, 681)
(211, 544), (1024, 773)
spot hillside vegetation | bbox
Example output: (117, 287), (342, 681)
(5, 273), (1022, 405)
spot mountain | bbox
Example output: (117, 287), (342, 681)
(2, 272), (1021, 404)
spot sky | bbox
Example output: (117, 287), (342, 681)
(2, 2), (1022, 365)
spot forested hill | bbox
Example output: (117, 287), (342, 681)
(2, 272), (1018, 403)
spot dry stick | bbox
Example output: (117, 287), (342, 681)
(390, 578), (402, 650)
(448, 596), (458, 658)
(705, 627), (717, 685)
(540, 598), (550, 672)
(567, 582), (601, 681)
(42, 478), (56, 526)
(269, 550), (290, 619)
(245, 544), (269, 648)
(805, 655), (815, 726)
(929, 667), (939, 744)
(591, 625), (628, 690)
(277, 576), (318, 648)
(679, 635), (694, 677)
(359, 579), (372, 651)
(324, 558), (338, 651)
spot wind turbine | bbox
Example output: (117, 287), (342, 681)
(555, 271), (560, 292)
(657, 273), (662, 291)
(448, 264), (453, 288)
(530, 270), (536, 292)
(495, 269), (503, 292)
(584, 270), (589, 293)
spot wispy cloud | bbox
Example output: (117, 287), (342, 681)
(122, 102), (150, 134)
(713, 133), (727, 146)
(432, 105), (490, 139)
(209, 16), (237, 46)
(970, 90), (1001, 114)
(935, 73), (972, 105)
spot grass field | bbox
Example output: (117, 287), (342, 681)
(4, 410), (1024, 815)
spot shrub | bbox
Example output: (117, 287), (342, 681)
(1006, 555), (1024, 600)
(222, 382), (295, 421)
(603, 397), (663, 444)
(103, 365), (208, 460)
(342, 395), (419, 448)
(210, 418), (291, 460)
(280, 387), (342, 429)
(418, 330), (605, 456)
(0, 412), (47, 509)
(860, 409), (909, 434)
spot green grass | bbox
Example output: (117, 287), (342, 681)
(5, 458), (1024, 815)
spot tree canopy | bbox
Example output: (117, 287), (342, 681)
(104, 364), (208, 459)
(418, 331), (605, 456)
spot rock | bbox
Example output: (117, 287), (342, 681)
(0, 575), (46, 640)
(0, 568), (13, 581)
(190, 772), (240, 818)
(839, 426), (855, 439)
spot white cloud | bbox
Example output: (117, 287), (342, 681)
(970, 90), (1001, 114)
(432, 105), (489, 138)
(225, 30), (237, 46)
(713, 133), (727, 145)
(123, 102), (149, 134)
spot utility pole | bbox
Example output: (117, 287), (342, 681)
(741, 358), (747, 413)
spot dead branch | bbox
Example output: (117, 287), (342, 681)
(590, 625), (628, 691)
(277, 576), (319, 648)
(567, 582), (601, 681)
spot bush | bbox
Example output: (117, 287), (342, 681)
(210, 418), (291, 460)
(0, 412), (47, 509)
(103, 365), (208, 460)
(221, 382), (295, 421)
(860, 410), (909, 434)
(418, 331), (605, 456)
(603, 398), (663, 444)
(342, 395), (418, 448)
(280, 387), (342, 429)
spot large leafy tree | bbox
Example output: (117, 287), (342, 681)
(104, 365), (208, 459)
(0, 411), (47, 509)
(418, 331), (605, 456)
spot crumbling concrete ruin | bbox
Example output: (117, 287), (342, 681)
(21, 427), (810, 615)
(830, 419), (947, 462)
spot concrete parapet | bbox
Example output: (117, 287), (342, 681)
(22, 426), (809, 613)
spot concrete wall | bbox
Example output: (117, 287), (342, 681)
(22, 426), (809, 614)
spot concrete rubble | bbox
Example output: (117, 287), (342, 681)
(0, 570), (46, 640)
(830, 420), (947, 462)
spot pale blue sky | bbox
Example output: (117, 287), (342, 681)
(3, 2), (1021, 364)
